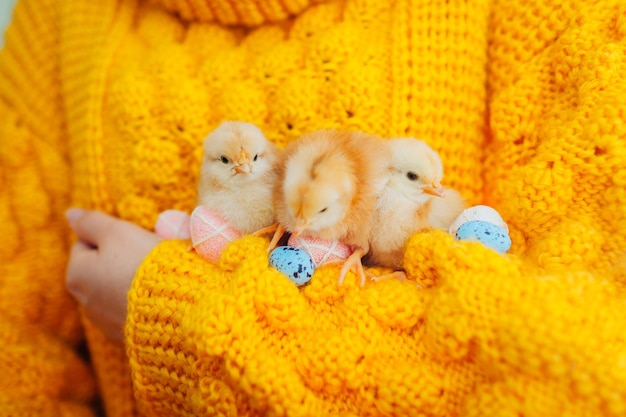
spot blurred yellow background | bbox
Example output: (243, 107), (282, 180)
(0, 0), (17, 47)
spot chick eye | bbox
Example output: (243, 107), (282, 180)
(319, 207), (328, 214)
(406, 171), (419, 181)
(253, 154), (259, 161)
(220, 156), (229, 164)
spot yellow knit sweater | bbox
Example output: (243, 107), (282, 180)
(1, 0), (625, 415)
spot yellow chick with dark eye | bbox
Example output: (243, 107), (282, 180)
(366, 138), (467, 271)
(197, 121), (280, 234)
(272, 130), (390, 285)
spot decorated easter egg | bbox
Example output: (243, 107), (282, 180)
(449, 205), (509, 235)
(287, 235), (352, 267)
(455, 220), (511, 254)
(269, 246), (315, 286)
(155, 209), (191, 239)
(190, 205), (242, 263)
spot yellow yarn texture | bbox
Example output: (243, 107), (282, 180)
(1, 0), (625, 416)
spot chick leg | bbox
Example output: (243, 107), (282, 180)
(266, 223), (286, 253)
(338, 248), (366, 286)
(252, 223), (284, 252)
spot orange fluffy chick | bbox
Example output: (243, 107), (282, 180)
(366, 138), (467, 271)
(273, 130), (389, 285)
(197, 121), (280, 234)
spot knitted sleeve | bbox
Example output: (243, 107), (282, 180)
(0, 0), (96, 415)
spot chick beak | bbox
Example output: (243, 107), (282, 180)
(233, 151), (251, 175)
(424, 183), (445, 197)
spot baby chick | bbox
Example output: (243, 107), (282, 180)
(197, 121), (280, 234)
(272, 130), (390, 285)
(366, 138), (466, 271)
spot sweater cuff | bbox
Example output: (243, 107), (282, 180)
(125, 239), (209, 414)
(125, 236), (270, 414)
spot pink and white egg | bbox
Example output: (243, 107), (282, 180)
(287, 235), (352, 267)
(155, 209), (192, 239)
(154, 205), (242, 263)
(189, 205), (242, 263)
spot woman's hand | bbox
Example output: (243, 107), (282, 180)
(65, 208), (161, 341)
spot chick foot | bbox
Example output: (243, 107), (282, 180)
(369, 270), (407, 282)
(338, 248), (366, 286)
(259, 223), (285, 252)
(253, 223), (278, 237)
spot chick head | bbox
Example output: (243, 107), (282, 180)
(387, 138), (445, 200)
(200, 121), (277, 186)
(282, 149), (356, 237)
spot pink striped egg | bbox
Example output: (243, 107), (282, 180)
(288, 235), (352, 267)
(155, 209), (192, 240)
(190, 205), (242, 263)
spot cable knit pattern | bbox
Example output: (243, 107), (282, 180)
(147, 0), (325, 26)
(1, 0), (625, 416)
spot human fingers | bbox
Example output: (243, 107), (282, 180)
(65, 239), (127, 342)
(66, 208), (116, 247)
(65, 240), (98, 305)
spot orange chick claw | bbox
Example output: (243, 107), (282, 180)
(253, 223), (278, 237)
(266, 223), (285, 253)
(369, 270), (407, 282)
(338, 248), (366, 286)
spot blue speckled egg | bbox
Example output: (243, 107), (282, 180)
(269, 246), (315, 286)
(455, 220), (512, 254)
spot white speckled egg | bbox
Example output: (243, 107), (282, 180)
(449, 205), (509, 235)
(269, 246), (315, 286)
(455, 220), (512, 254)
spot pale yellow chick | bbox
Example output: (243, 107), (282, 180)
(366, 138), (466, 270)
(197, 121), (280, 234)
(272, 130), (390, 285)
